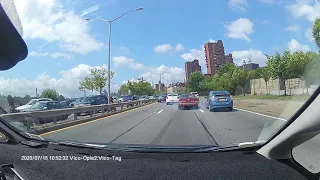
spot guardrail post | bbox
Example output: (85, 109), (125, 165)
(90, 110), (93, 117)
(121, 105), (123, 110)
(74, 113), (78, 120)
(102, 108), (105, 114)
(53, 117), (57, 124)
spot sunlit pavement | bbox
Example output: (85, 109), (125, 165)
(42, 100), (283, 146)
(41, 100), (320, 171)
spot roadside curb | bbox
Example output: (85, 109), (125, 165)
(35, 102), (155, 135)
(234, 106), (289, 120)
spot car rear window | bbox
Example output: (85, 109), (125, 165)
(180, 94), (196, 98)
(168, 94), (178, 96)
(214, 93), (230, 97)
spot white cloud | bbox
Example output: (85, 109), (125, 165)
(29, 51), (49, 57)
(29, 51), (71, 59)
(228, 0), (248, 12)
(15, 0), (104, 54)
(140, 65), (185, 85)
(175, 43), (184, 52)
(154, 44), (173, 53)
(51, 52), (72, 60)
(80, 4), (99, 17)
(286, 0), (320, 22)
(0, 64), (120, 97)
(259, 0), (276, 4)
(225, 18), (254, 42)
(112, 56), (145, 70)
(208, 39), (216, 43)
(180, 48), (205, 67)
(285, 25), (298, 32)
(305, 28), (315, 42)
(287, 39), (311, 52)
(231, 49), (267, 66)
(259, 0), (286, 5)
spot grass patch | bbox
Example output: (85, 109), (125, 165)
(233, 95), (310, 101)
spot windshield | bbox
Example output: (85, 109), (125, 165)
(26, 99), (37, 106)
(81, 96), (95, 103)
(1, 0), (320, 152)
(30, 102), (47, 109)
(74, 97), (84, 103)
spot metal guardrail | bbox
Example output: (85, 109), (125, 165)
(0, 99), (157, 132)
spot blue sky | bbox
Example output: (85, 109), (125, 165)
(0, 0), (319, 97)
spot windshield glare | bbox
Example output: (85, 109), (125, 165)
(81, 97), (95, 103)
(26, 99), (37, 105)
(0, 0), (320, 152)
(30, 102), (47, 109)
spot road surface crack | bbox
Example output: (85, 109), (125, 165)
(192, 110), (219, 146)
(151, 117), (175, 144)
(108, 109), (160, 143)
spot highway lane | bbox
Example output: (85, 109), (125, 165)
(43, 100), (286, 147)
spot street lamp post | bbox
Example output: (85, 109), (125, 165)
(85, 7), (143, 104)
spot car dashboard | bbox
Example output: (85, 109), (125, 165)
(0, 142), (309, 180)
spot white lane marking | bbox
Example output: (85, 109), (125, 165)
(199, 109), (204, 113)
(157, 109), (164, 114)
(234, 107), (287, 121)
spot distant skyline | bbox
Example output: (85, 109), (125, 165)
(0, 0), (318, 97)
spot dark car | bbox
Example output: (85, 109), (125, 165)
(205, 91), (233, 112)
(69, 97), (85, 107)
(157, 94), (167, 103)
(26, 101), (70, 124)
(75, 95), (109, 115)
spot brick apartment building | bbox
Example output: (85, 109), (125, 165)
(185, 59), (202, 80)
(204, 40), (234, 75)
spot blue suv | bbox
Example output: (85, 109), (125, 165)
(205, 91), (233, 112)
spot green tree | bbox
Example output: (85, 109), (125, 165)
(235, 68), (249, 95)
(266, 50), (294, 96)
(90, 68), (114, 94)
(79, 77), (95, 93)
(248, 68), (261, 80)
(57, 95), (65, 101)
(303, 52), (320, 94)
(79, 68), (114, 94)
(40, 88), (59, 100)
(119, 83), (130, 94)
(313, 18), (320, 50)
(7, 95), (14, 109)
(123, 80), (154, 96)
(259, 67), (272, 95)
(186, 71), (205, 92)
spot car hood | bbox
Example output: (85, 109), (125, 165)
(16, 105), (32, 110)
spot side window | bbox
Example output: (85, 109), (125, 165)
(52, 102), (61, 109)
(47, 102), (53, 109)
(96, 96), (106, 104)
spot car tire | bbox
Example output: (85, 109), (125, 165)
(209, 107), (215, 112)
(229, 107), (233, 111)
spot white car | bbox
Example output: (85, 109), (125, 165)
(190, 92), (199, 99)
(166, 94), (179, 105)
(15, 98), (52, 112)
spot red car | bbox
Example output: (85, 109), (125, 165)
(178, 94), (199, 109)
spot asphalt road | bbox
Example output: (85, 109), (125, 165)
(42, 100), (286, 146)
(41, 100), (320, 172)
